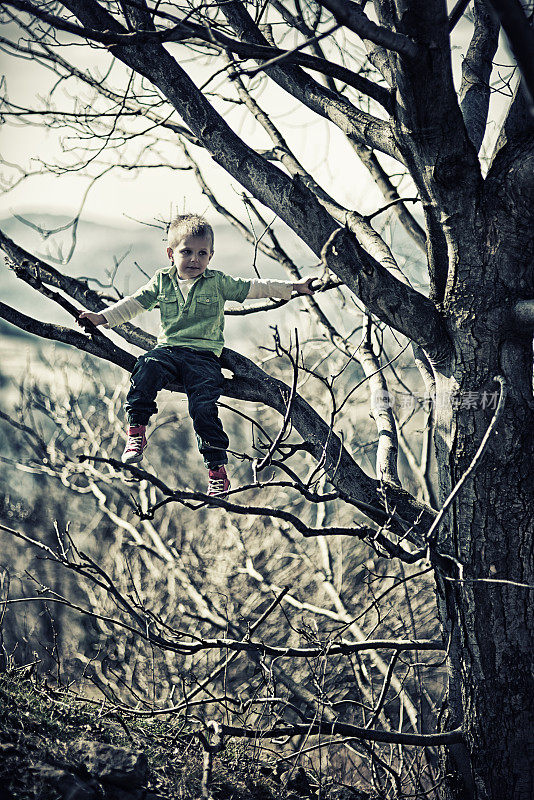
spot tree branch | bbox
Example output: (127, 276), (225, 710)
(221, 720), (463, 747)
(0, 228), (152, 350)
(219, 30), (392, 110)
(375, 0), (482, 301)
(13, 0), (387, 111)
(491, 75), (534, 162)
(358, 318), (400, 486)
(320, 227), (451, 365)
(317, 0), (422, 59)
(0, 21), (201, 145)
(0, 300), (136, 372)
(486, 0), (534, 109)
(3, 0), (129, 44)
(351, 143), (427, 251)
(81, 454), (380, 535)
(16, 0), (396, 154)
(162, 635), (446, 660)
(216, 0), (400, 159)
(448, 0), (472, 32)
(460, 0), (500, 152)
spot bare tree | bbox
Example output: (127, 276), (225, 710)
(0, 2), (533, 799)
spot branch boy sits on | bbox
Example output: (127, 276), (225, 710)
(79, 214), (314, 496)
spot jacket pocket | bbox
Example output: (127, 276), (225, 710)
(195, 296), (219, 317)
(158, 296), (179, 321)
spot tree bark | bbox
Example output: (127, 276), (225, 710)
(434, 139), (534, 799)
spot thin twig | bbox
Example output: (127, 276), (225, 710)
(235, 22), (340, 78)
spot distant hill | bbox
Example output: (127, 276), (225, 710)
(0, 317), (36, 340)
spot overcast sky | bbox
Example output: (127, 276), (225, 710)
(0, 7), (515, 229)
(0, 27), (375, 227)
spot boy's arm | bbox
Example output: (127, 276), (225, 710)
(77, 273), (160, 328)
(102, 296), (146, 328)
(78, 296), (146, 328)
(219, 274), (315, 302)
(246, 277), (315, 300)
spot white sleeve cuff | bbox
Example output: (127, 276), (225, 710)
(102, 296), (145, 328)
(246, 279), (293, 301)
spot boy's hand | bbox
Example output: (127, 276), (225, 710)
(77, 310), (106, 327)
(293, 277), (316, 295)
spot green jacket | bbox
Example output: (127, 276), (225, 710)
(132, 267), (250, 356)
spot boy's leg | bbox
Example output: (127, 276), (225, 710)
(180, 349), (229, 468)
(125, 348), (182, 425)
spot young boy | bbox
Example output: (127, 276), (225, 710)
(79, 214), (314, 495)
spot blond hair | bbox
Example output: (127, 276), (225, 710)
(167, 214), (214, 251)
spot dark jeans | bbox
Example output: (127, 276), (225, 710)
(125, 346), (228, 468)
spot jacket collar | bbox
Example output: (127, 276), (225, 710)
(164, 265), (215, 281)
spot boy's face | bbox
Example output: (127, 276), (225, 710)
(167, 234), (213, 280)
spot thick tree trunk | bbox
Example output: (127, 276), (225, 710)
(433, 150), (534, 799)
(438, 390), (534, 799)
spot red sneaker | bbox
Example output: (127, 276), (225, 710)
(207, 466), (230, 496)
(121, 425), (147, 464)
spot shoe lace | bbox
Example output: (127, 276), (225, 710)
(209, 473), (227, 493)
(126, 434), (145, 450)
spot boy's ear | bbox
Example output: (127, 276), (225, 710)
(167, 246), (174, 262)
